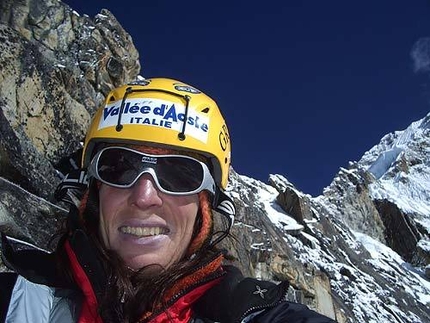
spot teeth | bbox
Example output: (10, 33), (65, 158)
(119, 226), (168, 237)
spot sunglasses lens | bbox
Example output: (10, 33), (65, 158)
(95, 148), (205, 193)
(157, 157), (204, 193)
(97, 149), (142, 186)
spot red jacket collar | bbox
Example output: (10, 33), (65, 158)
(65, 240), (103, 323)
(147, 278), (221, 323)
(65, 239), (225, 323)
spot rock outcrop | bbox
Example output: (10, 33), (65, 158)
(0, 0), (139, 201)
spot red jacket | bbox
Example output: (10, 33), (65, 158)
(1, 233), (337, 323)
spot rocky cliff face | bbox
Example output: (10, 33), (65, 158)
(0, 1), (429, 323)
(0, 0), (139, 201)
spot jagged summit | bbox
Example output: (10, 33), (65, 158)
(222, 112), (430, 322)
(359, 113), (430, 221)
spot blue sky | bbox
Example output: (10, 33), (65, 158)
(64, 0), (430, 196)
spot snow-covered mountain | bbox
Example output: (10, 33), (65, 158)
(362, 114), (430, 229)
(221, 113), (430, 322)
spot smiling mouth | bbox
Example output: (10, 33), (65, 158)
(119, 226), (170, 237)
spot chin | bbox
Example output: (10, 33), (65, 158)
(126, 256), (166, 271)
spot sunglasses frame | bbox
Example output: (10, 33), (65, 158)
(87, 146), (216, 196)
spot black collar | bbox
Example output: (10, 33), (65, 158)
(194, 265), (289, 322)
(1, 233), (73, 288)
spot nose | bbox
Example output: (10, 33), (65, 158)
(128, 174), (162, 209)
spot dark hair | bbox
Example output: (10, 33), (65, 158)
(98, 244), (221, 322)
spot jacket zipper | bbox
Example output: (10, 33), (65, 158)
(236, 300), (283, 323)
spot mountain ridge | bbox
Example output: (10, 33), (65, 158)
(222, 110), (429, 321)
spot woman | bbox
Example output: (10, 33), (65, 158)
(0, 78), (337, 322)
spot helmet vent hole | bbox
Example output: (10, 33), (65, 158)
(201, 107), (210, 113)
(109, 96), (116, 102)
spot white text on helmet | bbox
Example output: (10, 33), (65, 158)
(98, 98), (210, 143)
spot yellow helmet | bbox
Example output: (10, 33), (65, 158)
(82, 78), (232, 189)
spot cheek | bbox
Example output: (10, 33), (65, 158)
(99, 185), (125, 210)
(175, 196), (200, 227)
(98, 185), (125, 243)
(187, 203), (199, 222)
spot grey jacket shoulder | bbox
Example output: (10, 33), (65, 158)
(1, 275), (81, 323)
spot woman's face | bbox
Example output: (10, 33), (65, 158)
(98, 174), (199, 270)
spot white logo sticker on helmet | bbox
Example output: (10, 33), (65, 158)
(98, 98), (209, 143)
(174, 83), (201, 94)
(128, 79), (151, 86)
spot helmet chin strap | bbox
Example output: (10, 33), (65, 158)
(115, 86), (134, 132)
(210, 186), (236, 246)
(177, 94), (191, 141)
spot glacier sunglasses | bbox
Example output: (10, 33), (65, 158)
(87, 146), (216, 195)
